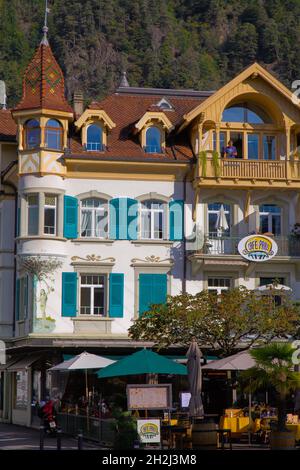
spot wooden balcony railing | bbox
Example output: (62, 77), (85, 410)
(197, 158), (300, 183)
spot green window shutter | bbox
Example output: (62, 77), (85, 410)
(24, 276), (28, 318)
(16, 207), (21, 237)
(15, 278), (20, 321)
(62, 272), (77, 317)
(109, 273), (124, 318)
(139, 273), (167, 316)
(109, 198), (119, 239)
(169, 200), (184, 241)
(127, 198), (138, 240)
(63, 196), (78, 239)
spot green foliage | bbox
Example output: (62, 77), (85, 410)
(1, 1), (300, 106)
(212, 150), (220, 176)
(128, 287), (300, 357)
(241, 343), (300, 431)
(111, 408), (138, 449)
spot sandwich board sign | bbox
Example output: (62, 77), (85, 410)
(137, 419), (161, 444)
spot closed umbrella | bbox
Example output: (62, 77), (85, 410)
(215, 204), (229, 232)
(186, 338), (204, 418)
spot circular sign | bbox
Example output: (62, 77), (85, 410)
(238, 234), (278, 262)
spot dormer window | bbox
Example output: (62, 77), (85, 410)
(145, 126), (162, 153)
(24, 119), (41, 149)
(45, 119), (63, 150)
(157, 98), (173, 111)
(87, 124), (103, 151)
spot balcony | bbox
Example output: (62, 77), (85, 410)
(195, 157), (300, 189)
(193, 235), (300, 257)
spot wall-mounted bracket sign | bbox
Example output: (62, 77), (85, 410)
(238, 234), (278, 262)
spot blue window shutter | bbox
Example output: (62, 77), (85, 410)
(24, 276), (28, 318)
(63, 196), (78, 239)
(109, 273), (124, 317)
(127, 198), (138, 240)
(152, 274), (168, 305)
(16, 207), (21, 237)
(139, 273), (167, 316)
(118, 198), (128, 240)
(15, 278), (20, 321)
(62, 272), (77, 317)
(169, 200), (184, 241)
(109, 198), (119, 239)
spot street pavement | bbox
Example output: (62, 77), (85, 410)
(0, 423), (103, 450)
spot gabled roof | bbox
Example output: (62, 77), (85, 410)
(181, 62), (300, 129)
(13, 41), (73, 114)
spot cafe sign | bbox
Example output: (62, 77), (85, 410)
(137, 419), (161, 444)
(238, 234), (278, 262)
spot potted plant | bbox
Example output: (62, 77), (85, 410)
(111, 408), (138, 449)
(241, 343), (300, 449)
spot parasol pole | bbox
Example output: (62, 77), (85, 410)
(248, 379), (252, 446)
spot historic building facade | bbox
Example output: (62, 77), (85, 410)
(1, 28), (300, 425)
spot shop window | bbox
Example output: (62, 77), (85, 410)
(80, 198), (108, 238)
(24, 119), (41, 149)
(80, 274), (106, 316)
(45, 119), (63, 150)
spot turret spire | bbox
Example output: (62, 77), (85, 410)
(41, 0), (50, 46)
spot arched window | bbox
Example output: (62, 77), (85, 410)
(259, 204), (281, 235)
(222, 104), (271, 124)
(140, 199), (165, 239)
(24, 119), (41, 149)
(80, 198), (108, 238)
(145, 127), (161, 153)
(45, 119), (63, 150)
(87, 124), (103, 151)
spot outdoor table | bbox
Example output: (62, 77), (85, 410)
(286, 423), (300, 441)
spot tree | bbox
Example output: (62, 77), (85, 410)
(128, 287), (300, 357)
(241, 343), (300, 431)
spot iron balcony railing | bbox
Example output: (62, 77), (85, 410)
(197, 235), (300, 257)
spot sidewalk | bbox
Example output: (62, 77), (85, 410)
(0, 423), (103, 450)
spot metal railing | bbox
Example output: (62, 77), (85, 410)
(197, 235), (300, 257)
(57, 413), (116, 445)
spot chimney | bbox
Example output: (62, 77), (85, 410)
(0, 81), (7, 109)
(72, 91), (84, 116)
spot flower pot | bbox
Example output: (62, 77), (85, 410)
(270, 430), (295, 450)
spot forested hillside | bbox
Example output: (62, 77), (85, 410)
(1, 0), (300, 106)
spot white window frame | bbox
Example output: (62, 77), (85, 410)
(207, 202), (231, 237)
(79, 274), (107, 316)
(140, 200), (166, 240)
(27, 194), (39, 236)
(207, 277), (232, 295)
(80, 198), (109, 239)
(259, 204), (282, 235)
(44, 194), (57, 235)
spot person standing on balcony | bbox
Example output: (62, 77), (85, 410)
(224, 139), (237, 158)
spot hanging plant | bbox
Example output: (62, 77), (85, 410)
(199, 150), (207, 177)
(212, 150), (220, 177)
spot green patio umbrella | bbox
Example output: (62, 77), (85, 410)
(97, 349), (187, 378)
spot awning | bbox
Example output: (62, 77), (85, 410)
(6, 354), (42, 371)
(0, 357), (20, 371)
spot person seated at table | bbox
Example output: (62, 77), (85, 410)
(223, 140), (238, 159)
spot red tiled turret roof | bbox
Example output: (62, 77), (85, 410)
(14, 40), (73, 114)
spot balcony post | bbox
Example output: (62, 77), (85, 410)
(215, 123), (220, 154)
(286, 126), (291, 179)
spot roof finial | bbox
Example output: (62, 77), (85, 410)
(120, 71), (130, 87)
(41, 0), (50, 46)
